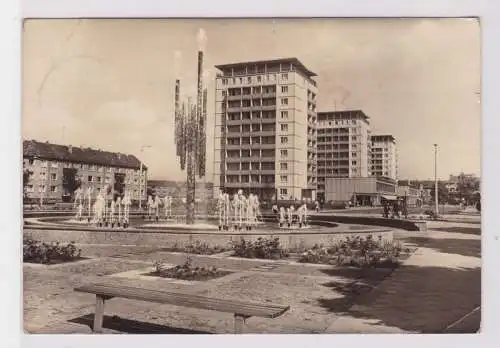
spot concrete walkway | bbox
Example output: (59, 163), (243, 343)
(325, 227), (481, 333)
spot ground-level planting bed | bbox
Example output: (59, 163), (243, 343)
(23, 239), (88, 265)
(157, 240), (230, 255)
(144, 257), (233, 281)
(298, 235), (413, 268)
(229, 235), (413, 268)
(231, 237), (289, 260)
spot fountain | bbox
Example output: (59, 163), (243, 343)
(122, 190), (131, 228)
(146, 195), (154, 220)
(53, 28), (308, 234)
(164, 195), (173, 220)
(85, 186), (93, 222)
(173, 28), (208, 226)
(214, 189), (263, 231)
(153, 195), (161, 222)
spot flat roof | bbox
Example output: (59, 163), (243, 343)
(317, 109), (370, 121)
(215, 57), (317, 77)
(371, 134), (396, 142)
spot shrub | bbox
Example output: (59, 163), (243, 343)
(23, 238), (82, 264)
(167, 240), (228, 255)
(232, 237), (289, 260)
(151, 256), (230, 281)
(298, 235), (410, 268)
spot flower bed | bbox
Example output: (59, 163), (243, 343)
(23, 238), (85, 265)
(146, 257), (232, 281)
(161, 240), (229, 255)
(231, 237), (289, 260)
(298, 235), (411, 268)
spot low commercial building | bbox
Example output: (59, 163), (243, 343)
(396, 185), (422, 207)
(23, 140), (147, 203)
(324, 176), (397, 206)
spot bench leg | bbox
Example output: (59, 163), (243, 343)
(93, 295), (106, 333)
(233, 314), (246, 334)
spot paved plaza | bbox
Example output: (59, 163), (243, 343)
(23, 216), (481, 334)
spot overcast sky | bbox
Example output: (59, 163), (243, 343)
(22, 18), (480, 181)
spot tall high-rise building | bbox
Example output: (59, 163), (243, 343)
(213, 58), (318, 201)
(370, 135), (398, 180)
(316, 110), (372, 201)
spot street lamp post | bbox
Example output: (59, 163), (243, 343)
(138, 145), (152, 210)
(434, 144), (439, 216)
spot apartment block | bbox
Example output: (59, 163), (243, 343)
(213, 58), (318, 202)
(370, 135), (398, 180)
(23, 140), (147, 203)
(316, 110), (371, 201)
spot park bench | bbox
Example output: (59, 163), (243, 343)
(74, 282), (290, 334)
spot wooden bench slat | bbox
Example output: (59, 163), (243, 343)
(75, 283), (289, 318)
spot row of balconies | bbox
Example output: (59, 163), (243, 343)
(226, 93), (276, 101)
(227, 105), (276, 113)
(225, 156), (276, 162)
(226, 143), (276, 150)
(223, 182), (276, 188)
(227, 129), (276, 135)
(225, 169), (276, 175)
(226, 117), (276, 125)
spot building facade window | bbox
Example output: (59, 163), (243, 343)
(280, 124), (288, 131)
(280, 188), (288, 195)
(281, 111), (288, 119)
(280, 149), (288, 157)
(280, 175), (288, 182)
(281, 98), (288, 105)
(50, 173), (57, 180)
(280, 162), (288, 170)
(281, 86), (288, 93)
(50, 185), (57, 192)
(88, 175), (93, 182)
(281, 73), (288, 80)
(280, 137), (288, 144)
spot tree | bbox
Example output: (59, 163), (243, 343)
(23, 169), (33, 200)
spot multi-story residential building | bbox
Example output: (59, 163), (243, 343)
(213, 58), (318, 202)
(316, 110), (372, 202)
(370, 134), (398, 180)
(22, 140), (147, 203)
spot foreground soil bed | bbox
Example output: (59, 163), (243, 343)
(143, 269), (233, 281)
(23, 256), (90, 265)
